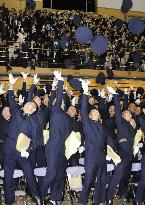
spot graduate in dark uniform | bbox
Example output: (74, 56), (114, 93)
(40, 71), (70, 205)
(3, 73), (41, 205)
(79, 80), (116, 205)
(134, 112), (145, 205)
(106, 86), (136, 205)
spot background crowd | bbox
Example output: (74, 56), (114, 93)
(0, 3), (145, 70)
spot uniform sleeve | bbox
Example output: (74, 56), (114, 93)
(55, 80), (64, 108)
(98, 96), (109, 121)
(27, 84), (37, 102)
(80, 94), (89, 121)
(123, 94), (128, 110)
(48, 89), (56, 111)
(8, 90), (19, 115)
(113, 94), (123, 124)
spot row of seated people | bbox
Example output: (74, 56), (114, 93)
(0, 4), (145, 70)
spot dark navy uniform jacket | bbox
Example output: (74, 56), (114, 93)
(6, 90), (42, 152)
(45, 80), (70, 167)
(113, 94), (136, 159)
(81, 94), (115, 164)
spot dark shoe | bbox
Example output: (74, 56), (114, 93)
(106, 200), (113, 205)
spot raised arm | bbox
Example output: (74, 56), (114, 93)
(27, 74), (39, 102)
(53, 70), (64, 108)
(80, 80), (89, 121)
(8, 73), (19, 115)
(21, 72), (29, 102)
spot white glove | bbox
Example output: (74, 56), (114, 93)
(71, 97), (76, 106)
(98, 89), (101, 97)
(81, 79), (89, 94)
(9, 73), (18, 84)
(135, 99), (141, 105)
(0, 84), (6, 95)
(78, 146), (85, 154)
(21, 72), (29, 80)
(124, 88), (128, 95)
(107, 86), (118, 95)
(43, 86), (47, 93)
(137, 94), (141, 99)
(143, 108), (145, 114)
(18, 94), (24, 105)
(107, 94), (113, 102)
(33, 74), (40, 85)
(133, 91), (136, 100)
(106, 155), (112, 161)
(100, 88), (106, 98)
(53, 70), (64, 81)
(21, 150), (29, 158)
(133, 145), (140, 157)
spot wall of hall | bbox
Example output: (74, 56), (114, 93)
(0, 0), (145, 19)
(0, 0), (43, 10)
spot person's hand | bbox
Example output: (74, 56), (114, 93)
(106, 155), (112, 161)
(21, 72), (29, 80)
(107, 86), (118, 95)
(80, 79), (89, 95)
(43, 86), (47, 93)
(78, 146), (85, 154)
(9, 73), (18, 84)
(0, 84), (6, 95)
(21, 150), (29, 158)
(18, 94), (24, 106)
(53, 70), (64, 81)
(33, 74), (40, 85)
(98, 89), (101, 97)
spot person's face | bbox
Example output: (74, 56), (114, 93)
(135, 107), (141, 116)
(128, 103), (136, 113)
(89, 109), (101, 122)
(67, 106), (77, 118)
(88, 96), (96, 106)
(23, 102), (37, 114)
(122, 110), (132, 122)
(109, 105), (115, 116)
(2, 107), (11, 120)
